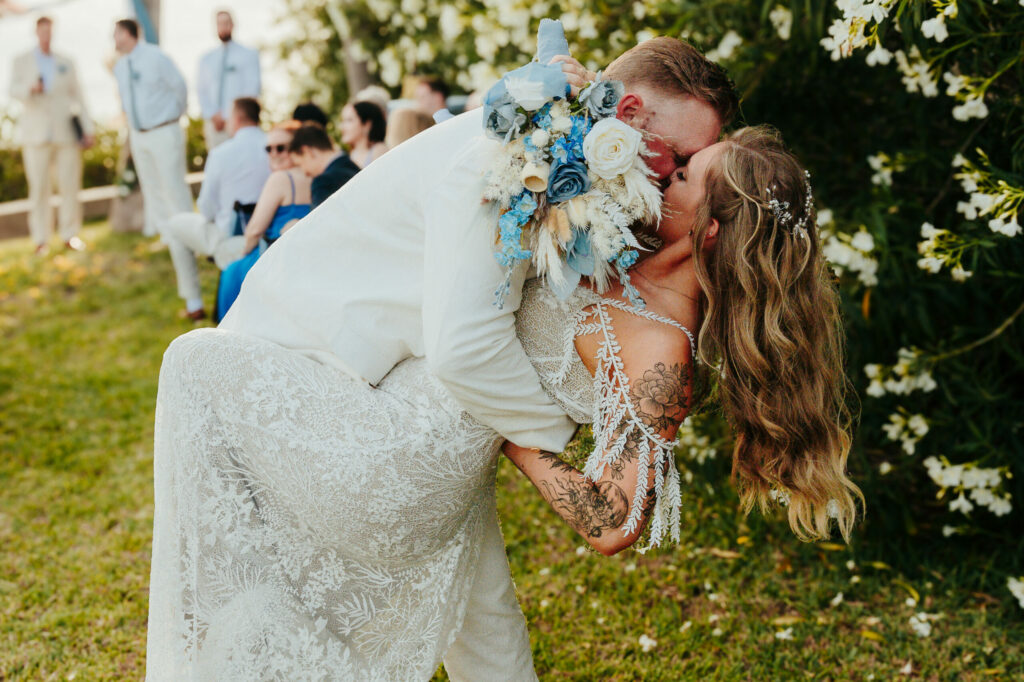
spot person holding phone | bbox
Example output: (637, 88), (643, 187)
(8, 15), (94, 255)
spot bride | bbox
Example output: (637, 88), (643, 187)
(146, 125), (863, 680)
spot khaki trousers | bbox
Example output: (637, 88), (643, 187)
(130, 124), (193, 238)
(163, 211), (246, 303)
(22, 143), (82, 246)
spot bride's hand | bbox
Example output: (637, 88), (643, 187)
(548, 55), (597, 97)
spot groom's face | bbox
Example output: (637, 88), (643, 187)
(620, 92), (722, 186)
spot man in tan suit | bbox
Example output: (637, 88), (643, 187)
(8, 16), (93, 255)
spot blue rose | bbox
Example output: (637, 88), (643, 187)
(483, 87), (527, 143)
(547, 159), (591, 204)
(578, 78), (624, 118)
(565, 228), (594, 276)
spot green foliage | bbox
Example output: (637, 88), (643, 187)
(1, 225), (1022, 679)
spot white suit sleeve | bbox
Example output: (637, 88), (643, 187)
(9, 55), (33, 102)
(421, 135), (577, 453)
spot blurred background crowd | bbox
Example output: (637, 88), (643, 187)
(3, 7), (475, 321)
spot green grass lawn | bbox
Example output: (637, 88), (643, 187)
(1, 223), (1021, 680)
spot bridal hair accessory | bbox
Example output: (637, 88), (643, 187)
(764, 170), (814, 240)
(482, 19), (662, 309)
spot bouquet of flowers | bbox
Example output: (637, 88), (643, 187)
(481, 32), (662, 308)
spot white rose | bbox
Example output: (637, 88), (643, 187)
(504, 75), (548, 111)
(582, 118), (642, 180)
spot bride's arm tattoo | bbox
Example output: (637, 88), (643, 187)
(605, 361), (689, 480)
(504, 360), (689, 550)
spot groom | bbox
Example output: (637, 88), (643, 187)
(220, 27), (736, 681)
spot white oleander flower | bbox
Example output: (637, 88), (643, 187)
(638, 634), (658, 652)
(909, 612), (932, 637)
(770, 6), (793, 40)
(921, 14), (948, 43)
(951, 266), (973, 282)
(943, 72), (968, 97)
(583, 118), (643, 180)
(865, 42), (892, 66)
(953, 94), (989, 121)
(949, 492), (974, 514)
(1008, 577), (1024, 609)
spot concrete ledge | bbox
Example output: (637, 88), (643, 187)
(0, 171), (203, 240)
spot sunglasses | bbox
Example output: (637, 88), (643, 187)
(265, 144), (288, 154)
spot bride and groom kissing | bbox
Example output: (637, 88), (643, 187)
(146, 23), (863, 681)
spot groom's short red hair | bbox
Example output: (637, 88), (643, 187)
(604, 37), (739, 125)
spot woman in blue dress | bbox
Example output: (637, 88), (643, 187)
(216, 121), (312, 320)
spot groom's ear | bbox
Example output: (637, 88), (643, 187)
(616, 93), (644, 124)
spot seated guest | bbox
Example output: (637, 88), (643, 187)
(291, 101), (328, 128)
(288, 123), (360, 208)
(415, 75), (452, 123)
(340, 100), (387, 168)
(163, 96), (268, 320)
(216, 120), (312, 320)
(354, 85), (391, 119)
(383, 107), (434, 149)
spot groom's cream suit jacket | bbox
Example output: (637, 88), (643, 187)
(220, 109), (576, 453)
(9, 49), (92, 146)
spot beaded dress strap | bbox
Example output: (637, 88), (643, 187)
(596, 298), (699, 366)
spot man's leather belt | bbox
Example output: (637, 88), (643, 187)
(137, 118), (179, 133)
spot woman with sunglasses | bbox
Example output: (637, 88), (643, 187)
(215, 120), (312, 319)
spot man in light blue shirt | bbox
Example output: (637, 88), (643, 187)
(196, 11), (261, 151)
(112, 18), (192, 239)
(162, 97), (269, 320)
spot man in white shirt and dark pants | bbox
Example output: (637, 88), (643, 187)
(196, 10), (260, 151)
(162, 97), (268, 320)
(8, 16), (94, 255)
(112, 18), (193, 239)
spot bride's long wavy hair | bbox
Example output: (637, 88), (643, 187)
(689, 125), (865, 543)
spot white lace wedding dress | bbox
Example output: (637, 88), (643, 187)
(146, 278), (696, 681)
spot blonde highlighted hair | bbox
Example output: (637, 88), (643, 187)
(690, 125), (865, 543)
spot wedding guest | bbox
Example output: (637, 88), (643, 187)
(340, 101), (387, 169)
(415, 76), (452, 123)
(291, 101), (328, 128)
(383, 107), (433, 149)
(354, 85), (391, 119)
(288, 123), (360, 208)
(112, 18), (192, 239)
(162, 97), (269, 320)
(196, 10), (260, 151)
(9, 16), (94, 255)
(215, 120), (312, 319)
(464, 89), (483, 112)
